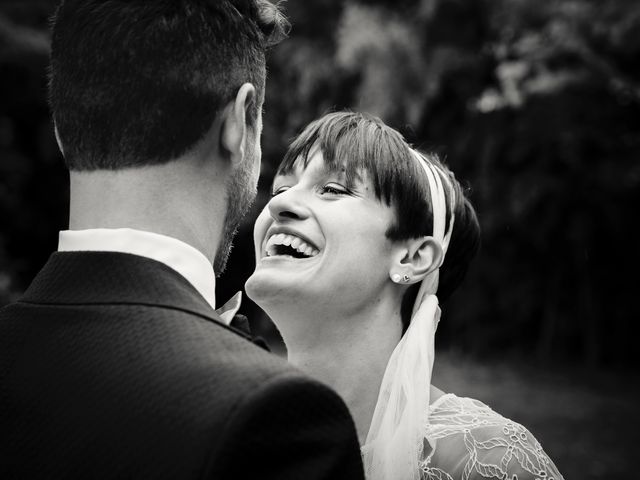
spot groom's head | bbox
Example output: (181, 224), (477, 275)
(48, 0), (288, 271)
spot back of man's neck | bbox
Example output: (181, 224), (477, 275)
(68, 166), (226, 263)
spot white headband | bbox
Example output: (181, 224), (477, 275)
(362, 149), (456, 480)
(410, 150), (455, 316)
(412, 150), (455, 258)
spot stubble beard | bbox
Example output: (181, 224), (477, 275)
(213, 145), (258, 276)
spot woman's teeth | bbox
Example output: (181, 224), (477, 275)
(265, 233), (319, 258)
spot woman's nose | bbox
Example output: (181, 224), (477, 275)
(267, 188), (310, 221)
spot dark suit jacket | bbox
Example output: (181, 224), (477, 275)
(0, 252), (364, 479)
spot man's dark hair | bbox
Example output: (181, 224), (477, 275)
(49, 0), (288, 170)
(279, 111), (481, 331)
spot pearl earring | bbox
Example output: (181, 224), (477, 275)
(392, 274), (402, 283)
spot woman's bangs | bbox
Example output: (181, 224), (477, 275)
(277, 112), (426, 209)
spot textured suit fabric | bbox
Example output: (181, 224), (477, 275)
(0, 252), (364, 479)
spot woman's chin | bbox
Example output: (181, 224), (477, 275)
(246, 254), (319, 299)
(245, 269), (296, 306)
(246, 268), (325, 319)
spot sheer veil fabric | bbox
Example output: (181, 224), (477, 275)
(361, 151), (454, 480)
(361, 294), (441, 480)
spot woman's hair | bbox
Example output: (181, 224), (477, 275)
(278, 111), (481, 330)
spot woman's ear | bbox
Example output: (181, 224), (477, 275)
(389, 237), (443, 284)
(219, 82), (256, 167)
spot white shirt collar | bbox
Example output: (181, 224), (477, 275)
(58, 227), (219, 311)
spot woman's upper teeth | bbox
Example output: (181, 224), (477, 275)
(265, 233), (319, 257)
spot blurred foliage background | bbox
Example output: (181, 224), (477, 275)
(1, 0), (639, 477)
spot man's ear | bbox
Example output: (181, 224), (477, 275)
(220, 82), (256, 167)
(389, 237), (443, 284)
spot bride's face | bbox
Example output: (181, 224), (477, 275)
(245, 149), (397, 315)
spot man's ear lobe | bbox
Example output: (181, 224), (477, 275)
(391, 237), (443, 283)
(220, 82), (256, 167)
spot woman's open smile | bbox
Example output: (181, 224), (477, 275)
(261, 225), (321, 260)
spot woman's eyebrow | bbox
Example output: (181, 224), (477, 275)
(322, 163), (349, 178)
(273, 171), (296, 180)
(271, 171), (301, 188)
(324, 165), (365, 188)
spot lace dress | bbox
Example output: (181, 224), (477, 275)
(421, 394), (564, 480)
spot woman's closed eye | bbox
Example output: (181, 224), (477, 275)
(320, 183), (350, 196)
(271, 185), (290, 197)
(270, 183), (351, 197)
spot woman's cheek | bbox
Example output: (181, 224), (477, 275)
(253, 207), (271, 258)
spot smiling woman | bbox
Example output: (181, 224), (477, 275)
(245, 111), (564, 480)
(247, 145), (398, 322)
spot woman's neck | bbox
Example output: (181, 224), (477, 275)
(283, 301), (403, 445)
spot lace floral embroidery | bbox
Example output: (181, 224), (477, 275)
(420, 395), (563, 480)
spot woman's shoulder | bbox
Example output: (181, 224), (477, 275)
(421, 393), (564, 480)
(427, 393), (513, 430)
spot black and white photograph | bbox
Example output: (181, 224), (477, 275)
(1, 0), (638, 478)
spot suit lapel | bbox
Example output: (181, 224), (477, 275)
(20, 252), (256, 345)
